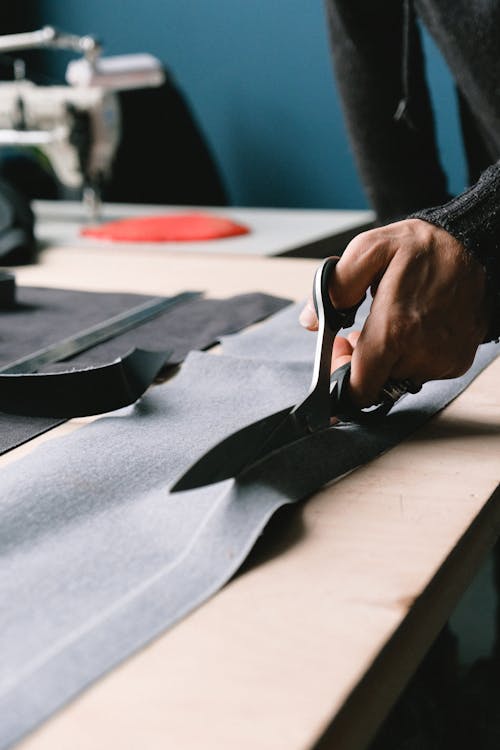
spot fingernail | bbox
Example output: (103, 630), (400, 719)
(299, 302), (317, 328)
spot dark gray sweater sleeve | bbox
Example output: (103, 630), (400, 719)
(412, 162), (500, 341)
(325, 0), (500, 340)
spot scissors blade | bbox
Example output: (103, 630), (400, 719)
(173, 257), (360, 493)
(171, 405), (302, 492)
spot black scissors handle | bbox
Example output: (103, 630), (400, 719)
(331, 362), (422, 422)
(313, 257), (421, 423)
(313, 257), (364, 332)
(331, 362), (392, 422)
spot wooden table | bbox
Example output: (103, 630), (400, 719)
(8, 233), (500, 750)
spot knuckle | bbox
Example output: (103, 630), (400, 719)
(343, 228), (386, 261)
(404, 217), (435, 243)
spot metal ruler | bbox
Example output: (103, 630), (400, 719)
(2, 290), (201, 374)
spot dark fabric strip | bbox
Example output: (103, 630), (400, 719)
(0, 286), (290, 453)
(0, 348), (169, 418)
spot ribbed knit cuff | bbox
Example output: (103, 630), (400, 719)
(411, 162), (500, 342)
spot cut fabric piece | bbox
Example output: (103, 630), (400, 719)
(0, 286), (288, 369)
(81, 213), (250, 242)
(0, 286), (289, 453)
(0, 285), (170, 453)
(0, 286), (159, 366)
(62, 292), (289, 367)
(0, 348), (169, 418)
(0, 303), (497, 748)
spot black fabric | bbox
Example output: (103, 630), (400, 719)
(0, 285), (290, 454)
(456, 90), (496, 187)
(325, 0), (449, 221)
(0, 286), (157, 366)
(0, 286), (162, 453)
(0, 349), (169, 418)
(62, 293), (288, 368)
(325, 0), (500, 339)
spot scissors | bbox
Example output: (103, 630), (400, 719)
(171, 257), (420, 492)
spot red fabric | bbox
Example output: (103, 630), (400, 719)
(80, 212), (250, 242)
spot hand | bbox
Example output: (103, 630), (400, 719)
(331, 330), (360, 370)
(300, 219), (491, 407)
(328, 331), (359, 424)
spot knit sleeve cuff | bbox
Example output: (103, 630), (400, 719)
(410, 162), (500, 342)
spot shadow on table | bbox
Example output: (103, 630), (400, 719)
(387, 411), (500, 443)
(237, 501), (306, 576)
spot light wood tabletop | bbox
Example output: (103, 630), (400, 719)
(7, 227), (500, 750)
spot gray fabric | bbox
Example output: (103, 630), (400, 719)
(0, 288), (289, 454)
(220, 299), (372, 361)
(0, 305), (498, 749)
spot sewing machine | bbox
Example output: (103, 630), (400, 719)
(0, 26), (164, 217)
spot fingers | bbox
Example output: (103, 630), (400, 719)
(347, 330), (360, 348)
(299, 296), (318, 331)
(299, 228), (398, 331)
(299, 219), (487, 410)
(328, 229), (400, 309)
(299, 230), (402, 406)
(330, 336), (354, 423)
(299, 228), (398, 330)
(331, 334), (353, 371)
(331, 327), (400, 409)
(349, 309), (399, 407)
(327, 227), (419, 405)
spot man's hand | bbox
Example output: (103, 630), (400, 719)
(300, 219), (490, 407)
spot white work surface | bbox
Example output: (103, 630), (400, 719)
(6, 235), (500, 750)
(33, 200), (374, 257)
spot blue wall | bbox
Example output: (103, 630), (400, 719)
(39, 0), (466, 209)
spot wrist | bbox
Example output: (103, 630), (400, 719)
(409, 183), (500, 342)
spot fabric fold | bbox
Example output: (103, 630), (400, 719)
(0, 305), (497, 749)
